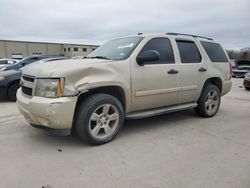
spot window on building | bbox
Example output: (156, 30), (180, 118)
(138, 38), (175, 64)
(176, 40), (201, 63)
(64, 48), (66, 52)
(74, 47), (78, 51)
(68, 48), (71, 52)
(83, 48), (87, 52)
(200, 41), (228, 62)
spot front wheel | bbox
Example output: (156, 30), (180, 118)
(194, 84), (221, 117)
(76, 94), (124, 145)
(8, 83), (20, 101)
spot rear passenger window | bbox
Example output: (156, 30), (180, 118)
(201, 41), (228, 62)
(139, 38), (175, 64)
(176, 40), (201, 63)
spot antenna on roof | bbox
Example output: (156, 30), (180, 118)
(166, 32), (213, 40)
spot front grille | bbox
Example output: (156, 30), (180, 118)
(22, 86), (32, 96)
(21, 74), (35, 96)
(22, 75), (35, 82)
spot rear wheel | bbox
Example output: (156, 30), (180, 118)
(194, 84), (221, 117)
(76, 93), (124, 145)
(7, 83), (19, 101)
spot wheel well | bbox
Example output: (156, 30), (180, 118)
(7, 80), (20, 94)
(203, 77), (222, 93)
(77, 86), (126, 109)
(71, 86), (126, 133)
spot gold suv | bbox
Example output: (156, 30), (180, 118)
(17, 33), (232, 145)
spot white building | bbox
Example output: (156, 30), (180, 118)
(0, 39), (99, 59)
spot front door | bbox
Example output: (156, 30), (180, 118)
(131, 37), (181, 111)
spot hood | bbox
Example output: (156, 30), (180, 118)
(0, 69), (21, 77)
(22, 58), (113, 77)
(0, 64), (8, 68)
(2, 63), (19, 71)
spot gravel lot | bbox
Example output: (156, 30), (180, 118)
(0, 78), (249, 188)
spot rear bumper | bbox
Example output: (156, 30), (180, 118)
(221, 80), (232, 96)
(16, 89), (77, 129)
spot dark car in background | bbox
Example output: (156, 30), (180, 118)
(0, 58), (18, 69)
(0, 56), (68, 101)
(232, 60), (250, 78)
(243, 73), (250, 90)
(0, 55), (55, 72)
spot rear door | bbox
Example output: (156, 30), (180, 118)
(175, 39), (207, 103)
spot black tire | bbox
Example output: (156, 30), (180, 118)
(245, 87), (250, 91)
(76, 93), (124, 145)
(7, 83), (20, 101)
(194, 84), (221, 118)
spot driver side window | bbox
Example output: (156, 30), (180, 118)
(138, 38), (175, 64)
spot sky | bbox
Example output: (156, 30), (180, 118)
(0, 0), (249, 49)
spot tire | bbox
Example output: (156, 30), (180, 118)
(7, 83), (20, 101)
(76, 93), (124, 145)
(194, 84), (221, 117)
(245, 87), (250, 91)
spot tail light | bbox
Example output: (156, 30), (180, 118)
(229, 63), (232, 80)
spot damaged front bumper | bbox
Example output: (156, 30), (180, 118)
(16, 89), (77, 132)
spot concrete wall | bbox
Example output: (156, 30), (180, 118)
(47, 44), (64, 56)
(27, 43), (47, 55)
(63, 44), (97, 57)
(0, 41), (5, 58)
(6, 41), (28, 58)
(0, 40), (98, 59)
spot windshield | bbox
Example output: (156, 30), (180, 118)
(88, 36), (144, 60)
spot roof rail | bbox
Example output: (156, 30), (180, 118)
(166, 32), (213, 41)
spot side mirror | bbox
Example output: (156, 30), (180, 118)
(136, 50), (160, 65)
(21, 62), (26, 67)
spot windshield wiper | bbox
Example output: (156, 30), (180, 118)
(89, 56), (111, 60)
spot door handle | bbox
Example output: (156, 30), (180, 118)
(168, 69), (179, 74)
(199, 67), (207, 72)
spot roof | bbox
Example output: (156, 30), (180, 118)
(136, 33), (213, 41)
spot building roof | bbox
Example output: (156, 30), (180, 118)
(0, 39), (99, 47)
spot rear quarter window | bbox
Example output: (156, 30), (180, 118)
(201, 41), (229, 62)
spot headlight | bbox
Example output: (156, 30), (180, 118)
(35, 78), (64, 98)
(0, 76), (5, 81)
